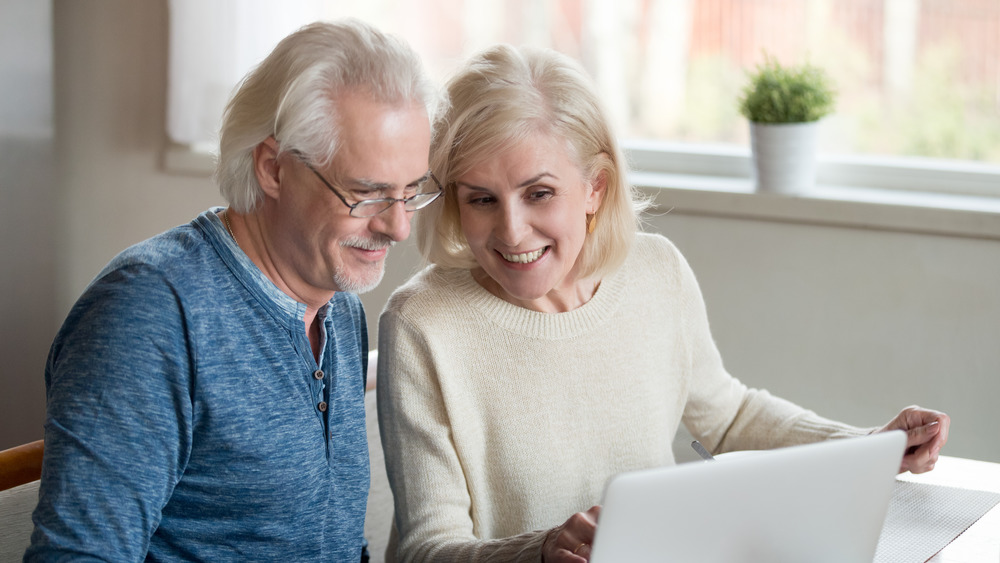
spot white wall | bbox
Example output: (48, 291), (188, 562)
(1, 1), (996, 464)
(0, 1), (221, 450)
(53, 1), (223, 315)
(650, 212), (1000, 463)
(0, 0), (56, 450)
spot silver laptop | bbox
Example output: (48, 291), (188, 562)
(590, 430), (906, 563)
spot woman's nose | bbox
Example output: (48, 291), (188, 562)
(495, 204), (530, 246)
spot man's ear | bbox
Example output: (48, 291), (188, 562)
(253, 136), (282, 199)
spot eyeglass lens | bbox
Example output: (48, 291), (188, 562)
(349, 178), (442, 217)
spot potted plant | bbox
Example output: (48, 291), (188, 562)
(738, 55), (836, 194)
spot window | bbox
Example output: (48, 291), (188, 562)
(167, 0), (1000, 197)
(167, 0), (329, 152)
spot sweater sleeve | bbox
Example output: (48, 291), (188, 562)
(376, 306), (548, 563)
(26, 265), (194, 562)
(664, 239), (868, 454)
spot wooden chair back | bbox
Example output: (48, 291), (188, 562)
(0, 440), (44, 492)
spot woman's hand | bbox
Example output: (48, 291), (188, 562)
(541, 506), (601, 562)
(875, 405), (950, 474)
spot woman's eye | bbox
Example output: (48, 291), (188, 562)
(467, 195), (495, 206)
(528, 189), (554, 201)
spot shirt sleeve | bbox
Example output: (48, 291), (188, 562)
(376, 309), (548, 563)
(26, 265), (195, 562)
(668, 241), (867, 453)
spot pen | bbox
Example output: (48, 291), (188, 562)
(691, 440), (715, 461)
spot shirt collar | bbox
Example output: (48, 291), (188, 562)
(197, 208), (331, 331)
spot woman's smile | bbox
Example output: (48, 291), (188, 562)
(498, 247), (548, 264)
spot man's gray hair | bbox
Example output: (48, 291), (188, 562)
(215, 19), (440, 213)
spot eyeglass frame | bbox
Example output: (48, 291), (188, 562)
(290, 150), (443, 218)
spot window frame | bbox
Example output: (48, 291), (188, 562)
(624, 139), (1000, 199)
(623, 140), (1000, 241)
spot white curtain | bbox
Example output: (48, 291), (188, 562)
(166, 0), (326, 152)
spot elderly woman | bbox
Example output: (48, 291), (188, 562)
(376, 45), (949, 563)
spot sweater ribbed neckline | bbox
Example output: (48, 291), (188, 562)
(436, 259), (630, 340)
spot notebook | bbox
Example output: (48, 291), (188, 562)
(589, 430), (907, 563)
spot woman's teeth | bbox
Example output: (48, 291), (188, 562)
(501, 247), (545, 264)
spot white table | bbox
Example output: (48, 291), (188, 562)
(898, 455), (1000, 562)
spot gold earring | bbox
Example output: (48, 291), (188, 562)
(587, 213), (597, 234)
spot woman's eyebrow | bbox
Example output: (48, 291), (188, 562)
(455, 172), (558, 192)
(455, 182), (491, 193)
(518, 172), (556, 187)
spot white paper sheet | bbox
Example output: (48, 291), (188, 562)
(874, 480), (1000, 563)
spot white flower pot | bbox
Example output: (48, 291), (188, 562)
(749, 121), (819, 195)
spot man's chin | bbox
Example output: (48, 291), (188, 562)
(333, 265), (385, 294)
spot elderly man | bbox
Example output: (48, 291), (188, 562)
(26, 20), (440, 562)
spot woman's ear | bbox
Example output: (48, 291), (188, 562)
(253, 136), (282, 199)
(586, 157), (610, 214)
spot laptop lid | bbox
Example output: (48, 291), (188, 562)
(589, 430), (906, 563)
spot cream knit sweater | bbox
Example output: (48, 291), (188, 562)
(376, 233), (865, 562)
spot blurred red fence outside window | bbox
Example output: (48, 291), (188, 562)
(170, 0), (1000, 179)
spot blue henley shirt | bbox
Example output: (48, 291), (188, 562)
(26, 209), (370, 562)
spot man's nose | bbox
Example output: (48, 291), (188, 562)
(369, 200), (411, 242)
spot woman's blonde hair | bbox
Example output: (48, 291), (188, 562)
(416, 44), (646, 279)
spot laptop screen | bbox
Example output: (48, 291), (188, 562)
(590, 431), (906, 563)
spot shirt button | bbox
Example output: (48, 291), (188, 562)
(317, 401), (328, 412)
(313, 369), (324, 380)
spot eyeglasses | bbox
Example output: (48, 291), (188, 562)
(292, 152), (442, 218)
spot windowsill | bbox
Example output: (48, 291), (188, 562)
(162, 143), (216, 176)
(632, 172), (1000, 240)
(162, 143), (1000, 241)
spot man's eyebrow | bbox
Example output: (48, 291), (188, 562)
(346, 171), (432, 191)
(413, 171), (433, 185)
(345, 178), (392, 192)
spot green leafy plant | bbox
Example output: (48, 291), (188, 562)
(738, 55), (836, 123)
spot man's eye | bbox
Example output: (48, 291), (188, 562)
(353, 191), (381, 201)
